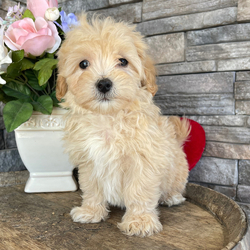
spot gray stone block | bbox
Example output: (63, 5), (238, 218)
(142, 0), (237, 21)
(203, 126), (250, 144)
(89, 3), (142, 23)
(0, 102), (4, 116)
(236, 71), (250, 81)
(186, 115), (246, 126)
(0, 149), (25, 172)
(235, 82), (250, 100)
(1, 0), (18, 11)
(0, 130), (4, 150)
(59, 0), (109, 11)
(154, 94), (234, 115)
(86, 0), (109, 10)
(247, 117), (250, 127)
(186, 42), (250, 62)
(189, 157), (238, 186)
(156, 72), (234, 95)
(0, 9), (7, 19)
(236, 101), (250, 115)
(3, 130), (16, 149)
(237, 0), (250, 22)
(59, 0), (109, 13)
(156, 61), (216, 75)
(218, 57), (250, 71)
(109, 0), (136, 5)
(239, 160), (250, 185)
(203, 141), (250, 160)
(237, 185), (250, 203)
(187, 23), (250, 46)
(137, 7), (237, 37)
(145, 33), (184, 64)
(0, 117), (4, 130)
(0, 170), (29, 187)
(58, 0), (86, 13)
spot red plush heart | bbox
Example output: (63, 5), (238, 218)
(181, 118), (206, 171)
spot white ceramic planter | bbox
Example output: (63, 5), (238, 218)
(15, 108), (77, 193)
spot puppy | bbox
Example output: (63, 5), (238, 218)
(56, 15), (190, 237)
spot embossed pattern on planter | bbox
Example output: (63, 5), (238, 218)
(15, 108), (67, 131)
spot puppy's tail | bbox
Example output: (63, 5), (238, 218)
(169, 116), (191, 147)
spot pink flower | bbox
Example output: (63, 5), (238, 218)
(27, 0), (58, 18)
(4, 17), (61, 56)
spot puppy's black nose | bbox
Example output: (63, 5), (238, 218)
(97, 78), (113, 94)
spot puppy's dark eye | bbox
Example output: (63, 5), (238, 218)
(119, 58), (128, 67)
(79, 60), (89, 69)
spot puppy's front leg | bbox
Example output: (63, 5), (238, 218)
(70, 164), (109, 224)
(118, 158), (163, 237)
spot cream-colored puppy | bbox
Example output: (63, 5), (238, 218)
(56, 15), (190, 237)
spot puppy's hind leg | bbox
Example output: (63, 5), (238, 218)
(160, 192), (186, 207)
(159, 153), (189, 208)
(160, 166), (188, 208)
(70, 163), (109, 224)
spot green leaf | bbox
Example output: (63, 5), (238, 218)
(33, 58), (58, 86)
(50, 91), (60, 107)
(0, 88), (16, 103)
(22, 9), (35, 22)
(12, 50), (24, 63)
(46, 53), (55, 59)
(3, 100), (33, 132)
(25, 70), (46, 91)
(2, 81), (32, 101)
(0, 73), (7, 82)
(21, 58), (34, 71)
(38, 52), (46, 59)
(34, 58), (58, 71)
(27, 53), (37, 59)
(38, 67), (53, 86)
(32, 95), (53, 115)
(6, 61), (22, 78)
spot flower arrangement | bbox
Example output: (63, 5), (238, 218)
(0, 0), (78, 132)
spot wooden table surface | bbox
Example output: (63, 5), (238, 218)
(0, 184), (233, 250)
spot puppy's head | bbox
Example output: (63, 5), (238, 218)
(56, 15), (157, 114)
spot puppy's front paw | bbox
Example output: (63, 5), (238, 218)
(118, 212), (162, 237)
(70, 205), (108, 223)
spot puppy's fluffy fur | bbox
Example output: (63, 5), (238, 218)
(56, 15), (190, 237)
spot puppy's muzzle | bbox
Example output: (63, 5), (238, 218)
(96, 78), (113, 94)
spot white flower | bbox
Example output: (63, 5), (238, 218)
(0, 25), (12, 84)
(45, 7), (60, 21)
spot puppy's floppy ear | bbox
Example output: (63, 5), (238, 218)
(55, 13), (90, 102)
(141, 55), (158, 96)
(56, 75), (67, 101)
(132, 30), (158, 96)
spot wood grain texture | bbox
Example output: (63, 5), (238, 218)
(0, 184), (248, 249)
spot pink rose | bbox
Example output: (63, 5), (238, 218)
(27, 0), (58, 18)
(4, 17), (61, 57)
